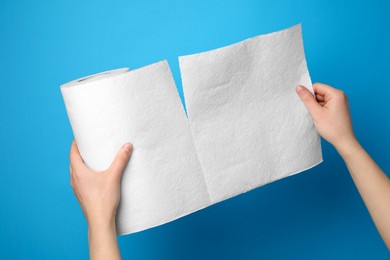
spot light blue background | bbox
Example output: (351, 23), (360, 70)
(0, 0), (389, 258)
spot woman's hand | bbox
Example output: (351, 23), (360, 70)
(297, 83), (390, 251)
(296, 83), (356, 154)
(69, 140), (133, 260)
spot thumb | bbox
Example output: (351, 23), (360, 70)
(296, 85), (322, 118)
(108, 143), (133, 178)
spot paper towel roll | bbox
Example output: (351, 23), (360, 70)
(61, 61), (211, 235)
(61, 24), (322, 235)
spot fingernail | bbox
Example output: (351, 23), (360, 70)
(296, 85), (304, 94)
(122, 143), (132, 154)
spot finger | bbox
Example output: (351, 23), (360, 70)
(108, 143), (133, 180)
(70, 175), (75, 189)
(70, 176), (77, 197)
(296, 85), (323, 118)
(70, 139), (86, 170)
(70, 174), (81, 199)
(69, 165), (75, 181)
(315, 94), (325, 102)
(313, 82), (339, 97)
(70, 180), (83, 209)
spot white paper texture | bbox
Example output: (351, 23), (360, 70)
(61, 24), (322, 235)
(179, 24), (322, 203)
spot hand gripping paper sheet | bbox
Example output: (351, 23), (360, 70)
(61, 24), (322, 235)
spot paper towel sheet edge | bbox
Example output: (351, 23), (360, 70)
(118, 156), (323, 236)
(177, 23), (302, 60)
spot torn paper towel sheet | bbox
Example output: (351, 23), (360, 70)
(61, 24), (322, 235)
(179, 24), (322, 203)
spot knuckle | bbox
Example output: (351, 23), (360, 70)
(70, 176), (76, 188)
(69, 160), (76, 169)
(72, 170), (79, 180)
(338, 90), (348, 100)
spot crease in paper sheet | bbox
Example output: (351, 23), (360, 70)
(61, 24), (322, 235)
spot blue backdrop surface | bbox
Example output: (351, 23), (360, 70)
(0, 0), (389, 258)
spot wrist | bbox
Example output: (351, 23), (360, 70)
(87, 215), (121, 260)
(88, 221), (117, 246)
(334, 136), (361, 159)
(88, 215), (116, 236)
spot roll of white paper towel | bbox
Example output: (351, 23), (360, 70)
(61, 24), (322, 235)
